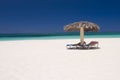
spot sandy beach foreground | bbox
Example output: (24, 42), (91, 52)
(0, 38), (120, 80)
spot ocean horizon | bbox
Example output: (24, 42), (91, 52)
(0, 32), (120, 41)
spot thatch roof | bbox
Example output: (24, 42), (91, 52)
(64, 21), (100, 32)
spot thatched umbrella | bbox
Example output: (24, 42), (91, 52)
(64, 21), (100, 44)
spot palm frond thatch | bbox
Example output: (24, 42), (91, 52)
(64, 21), (100, 32)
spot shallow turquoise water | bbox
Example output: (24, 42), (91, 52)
(0, 34), (120, 41)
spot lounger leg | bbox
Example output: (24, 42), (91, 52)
(87, 46), (90, 49)
(97, 43), (99, 47)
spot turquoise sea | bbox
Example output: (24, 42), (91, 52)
(0, 32), (120, 41)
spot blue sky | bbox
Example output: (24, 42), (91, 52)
(0, 0), (120, 34)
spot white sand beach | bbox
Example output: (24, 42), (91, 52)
(0, 38), (120, 80)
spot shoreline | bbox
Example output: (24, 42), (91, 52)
(0, 35), (120, 41)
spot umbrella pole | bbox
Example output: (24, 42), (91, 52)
(80, 27), (84, 44)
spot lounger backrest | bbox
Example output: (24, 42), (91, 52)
(90, 41), (98, 46)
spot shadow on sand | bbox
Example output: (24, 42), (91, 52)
(67, 47), (100, 50)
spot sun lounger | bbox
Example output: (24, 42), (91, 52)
(66, 42), (86, 49)
(66, 41), (99, 49)
(86, 41), (99, 49)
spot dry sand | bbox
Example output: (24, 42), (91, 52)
(0, 38), (120, 80)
